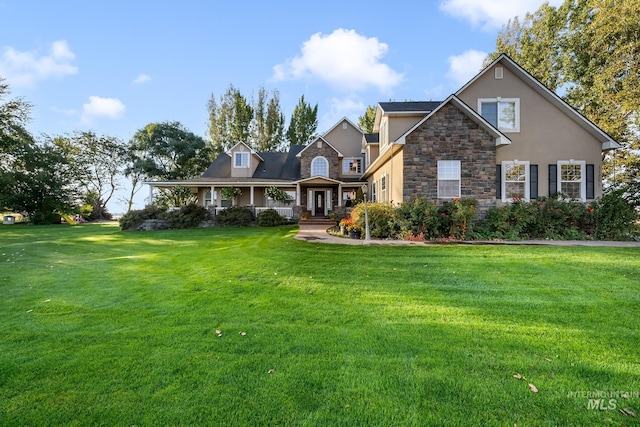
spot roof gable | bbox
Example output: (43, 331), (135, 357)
(296, 136), (344, 158)
(456, 54), (620, 150)
(225, 141), (265, 161)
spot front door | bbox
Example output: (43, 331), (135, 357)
(314, 191), (324, 216)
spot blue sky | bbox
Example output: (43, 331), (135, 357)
(0, 0), (560, 211)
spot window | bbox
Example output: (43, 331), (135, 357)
(342, 158), (362, 175)
(558, 161), (585, 200)
(234, 152), (249, 168)
(380, 117), (388, 147)
(502, 161), (529, 201)
(311, 156), (328, 177)
(371, 181), (377, 202)
(479, 98), (520, 132)
(380, 174), (388, 202)
(438, 160), (461, 199)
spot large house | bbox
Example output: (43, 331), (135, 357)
(147, 54), (620, 219)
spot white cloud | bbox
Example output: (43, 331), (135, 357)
(272, 29), (403, 93)
(447, 50), (488, 87)
(0, 40), (78, 88)
(439, 0), (564, 30)
(80, 96), (125, 124)
(320, 96), (366, 131)
(133, 73), (151, 84)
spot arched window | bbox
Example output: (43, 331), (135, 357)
(311, 156), (329, 177)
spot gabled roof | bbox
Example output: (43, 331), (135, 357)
(396, 94), (511, 147)
(200, 145), (304, 180)
(296, 136), (344, 158)
(456, 54), (621, 151)
(321, 116), (363, 137)
(225, 141), (265, 161)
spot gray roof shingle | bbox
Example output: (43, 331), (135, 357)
(379, 101), (442, 113)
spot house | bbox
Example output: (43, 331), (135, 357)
(147, 54), (620, 219)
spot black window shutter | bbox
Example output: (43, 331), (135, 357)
(530, 164), (538, 199)
(548, 164), (557, 197)
(586, 164), (595, 199)
(496, 164), (502, 200)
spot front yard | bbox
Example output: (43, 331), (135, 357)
(0, 223), (638, 425)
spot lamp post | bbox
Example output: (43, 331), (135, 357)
(361, 183), (370, 241)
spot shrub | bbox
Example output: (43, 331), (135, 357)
(591, 188), (638, 240)
(438, 198), (477, 240)
(161, 204), (210, 229)
(257, 209), (284, 227)
(119, 205), (167, 231)
(351, 202), (395, 238)
(393, 198), (439, 239)
(217, 206), (254, 226)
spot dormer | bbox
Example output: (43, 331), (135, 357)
(226, 142), (264, 178)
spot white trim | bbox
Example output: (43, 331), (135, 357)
(557, 160), (586, 201)
(456, 54), (620, 150)
(310, 156), (329, 177)
(233, 151), (250, 168)
(502, 160), (530, 202)
(437, 160), (461, 199)
(478, 97), (520, 133)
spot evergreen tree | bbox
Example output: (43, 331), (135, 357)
(285, 95), (318, 147)
(251, 88), (285, 152)
(207, 84), (254, 155)
(358, 105), (377, 134)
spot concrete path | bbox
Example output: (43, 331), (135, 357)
(295, 223), (640, 247)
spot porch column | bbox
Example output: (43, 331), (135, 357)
(296, 183), (301, 205)
(148, 185), (153, 206)
(250, 186), (255, 205)
(211, 185), (215, 207)
(338, 184), (342, 207)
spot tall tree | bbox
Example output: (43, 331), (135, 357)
(285, 95), (318, 147)
(251, 88), (285, 152)
(51, 131), (126, 219)
(358, 105), (377, 134)
(129, 121), (212, 206)
(208, 84), (254, 155)
(487, 0), (640, 199)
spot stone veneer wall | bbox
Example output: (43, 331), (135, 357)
(299, 141), (341, 180)
(403, 103), (497, 212)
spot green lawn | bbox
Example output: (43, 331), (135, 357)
(1, 223), (639, 426)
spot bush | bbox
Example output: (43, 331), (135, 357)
(119, 205), (167, 231)
(257, 209), (284, 227)
(351, 202), (395, 238)
(591, 188), (638, 240)
(217, 206), (254, 226)
(437, 198), (477, 240)
(161, 203), (210, 229)
(393, 198), (439, 239)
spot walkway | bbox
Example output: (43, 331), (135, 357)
(295, 222), (640, 247)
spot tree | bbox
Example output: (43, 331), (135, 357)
(208, 84), (254, 155)
(285, 95), (318, 147)
(51, 131), (126, 219)
(358, 105), (377, 134)
(129, 121), (213, 206)
(487, 0), (640, 200)
(251, 88), (285, 152)
(0, 79), (78, 223)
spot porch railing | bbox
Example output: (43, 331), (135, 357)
(212, 206), (294, 219)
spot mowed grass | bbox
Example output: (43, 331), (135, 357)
(0, 224), (639, 426)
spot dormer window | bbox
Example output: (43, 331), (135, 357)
(234, 152), (249, 168)
(311, 156), (328, 177)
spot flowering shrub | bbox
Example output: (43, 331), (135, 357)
(350, 202), (395, 238)
(437, 198), (477, 240)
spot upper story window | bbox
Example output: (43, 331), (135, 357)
(478, 98), (520, 132)
(380, 117), (388, 147)
(558, 160), (586, 200)
(502, 160), (530, 202)
(342, 158), (362, 175)
(234, 152), (249, 168)
(437, 160), (461, 199)
(311, 156), (329, 177)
